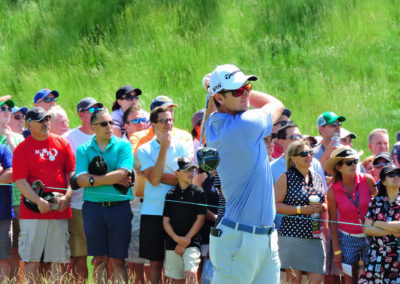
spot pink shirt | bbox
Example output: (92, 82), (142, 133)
(331, 173), (371, 234)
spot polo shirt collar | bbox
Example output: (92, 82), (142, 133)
(88, 135), (117, 152)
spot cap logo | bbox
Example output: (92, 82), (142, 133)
(224, 70), (240, 80)
(212, 83), (221, 92)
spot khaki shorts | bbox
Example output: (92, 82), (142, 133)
(68, 209), (87, 257)
(165, 247), (201, 280)
(19, 219), (70, 263)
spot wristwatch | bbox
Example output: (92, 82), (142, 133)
(89, 176), (94, 186)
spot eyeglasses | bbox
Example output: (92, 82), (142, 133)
(122, 94), (139, 101)
(220, 83), (252, 97)
(326, 122), (342, 127)
(13, 114), (24, 120)
(130, 118), (147, 124)
(295, 150), (314, 157)
(41, 97), (57, 103)
(0, 106), (12, 112)
(344, 159), (358, 166)
(387, 172), (400, 178)
(87, 107), (103, 114)
(273, 120), (293, 127)
(289, 134), (303, 141)
(157, 118), (174, 124)
(92, 120), (114, 127)
(374, 161), (391, 168)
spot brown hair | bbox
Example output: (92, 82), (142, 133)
(150, 106), (170, 124)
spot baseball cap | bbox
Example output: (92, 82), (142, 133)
(0, 99), (15, 108)
(316, 111), (346, 127)
(34, 88), (59, 104)
(77, 97), (103, 112)
(150, 96), (178, 111)
(209, 64), (257, 95)
(380, 164), (400, 180)
(191, 109), (205, 128)
(116, 85), (142, 99)
(25, 107), (51, 122)
(12, 106), (28, 115)
(340, 128), (356, 139)
(175, 156), (199, 171)
(373, 152), (392, 165)
(282, 108), (291, 118)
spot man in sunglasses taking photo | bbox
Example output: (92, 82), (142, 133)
(205, 64), (284, 283)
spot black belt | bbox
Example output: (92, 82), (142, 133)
(221, 219), (275, 235)
(92, 200), (129, 207)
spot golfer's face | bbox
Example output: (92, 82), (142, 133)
(222, 89), (250, 113)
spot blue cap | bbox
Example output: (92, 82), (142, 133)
(150, 96), (178, 111)
(12, 106), (28, 115)
(34, 88), (59, 104)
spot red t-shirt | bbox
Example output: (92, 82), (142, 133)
(13, 134), (75, 219)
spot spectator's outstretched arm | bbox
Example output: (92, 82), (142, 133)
(249, 90), (284, 124)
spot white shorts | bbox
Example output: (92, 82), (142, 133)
(165, 247), (201, 280)
(19, 219), (70, 263)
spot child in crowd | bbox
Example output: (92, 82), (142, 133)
(163, 157), (206, 284)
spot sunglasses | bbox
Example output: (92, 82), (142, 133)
(92, 120), (114, 127)
(374, 161), (391, 168)
(13, 114), (24, 120)
(38, 116), (51, 123)
(41, 97), (57, 103)
(387, 172), (400, 178)
(326, 122), (342, 127)
(296, 150), (314, 157)
(220, 83), (252, 97)
(273, 120), (294, 127)
(122, 94), (139, 101)
(131, 118), (147, 124)
(157, 118), (174, 124)
(87, 107), (103, 114)
(343, 159), (359, 166)
(0, 106), (12, 112)
(289, 134), (303, 141)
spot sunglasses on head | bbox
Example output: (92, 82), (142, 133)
(131, 118), (147, 124)
(387, 172), (400, 178)
(289, 134), (303, 141)
(343, 159), (358, 166)
(374, 161), (391, 168)
(42, 97), (57, 103)
(87, 107), (103, 114)
(13, 114), (24, 120)
(92, 120), (114, 127)
(220, 83), (252, 97)
(0, 106), (12, 112)
(296, 150), (314, 157)
(326, 121), (342, 127)
(273, 120), (294, 127)
(122, 94), (139, 101)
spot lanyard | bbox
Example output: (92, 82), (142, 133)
(343, 184), (360, 217)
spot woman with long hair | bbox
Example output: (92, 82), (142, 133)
(275, 140), (327, 284)
(358, 164), (400, 283)
(326, 146), (377, 283)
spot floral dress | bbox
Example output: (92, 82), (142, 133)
(358, 195), (400, 284)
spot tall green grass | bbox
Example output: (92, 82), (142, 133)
(0, 0), (399, 156)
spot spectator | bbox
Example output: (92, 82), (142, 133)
(264, 135), (274, 159)
(123, 105), (149, 140)
(191, 109), (205, 164)
(361, 155), (375, 177)
(326, 146), (377, 283)
(275, 140), (327, 283)
(359, 164), (400, 283)
(48, 105), (69, 136)
(271, 108), (292, 159)
(304, 135), (319, 148)
(111, 85), (149, 138)
(63, 97), (103, 282)
(206, 64), (283, 283)
(163, 157), (206, 284)
(137, 106), (192, 284)
(0, 145), (14, 282)
(34, 88), (59, 111)
(372, 152), (392, 182)
(339, 128), (356, 147)
(75, 109), (133, 283)
(9, 106), (27, 134)
(368, 128), (389, 156)
(0, 99), (23, 151)
(13, 107), (75, 283)
(391, 141), (400, 168)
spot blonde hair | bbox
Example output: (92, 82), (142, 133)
(368, 128), (388, 144)
(286, 140), (309, 171)
(48, 105), (68, 123)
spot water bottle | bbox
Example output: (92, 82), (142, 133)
(331, 132), (340, 146)
(309, 195), (322, 238)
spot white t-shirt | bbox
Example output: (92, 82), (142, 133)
(63, 127), (94, 209)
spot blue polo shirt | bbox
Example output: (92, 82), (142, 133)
(0, 144), (13, 220)
(75, 136), (133, 202)
(205, 108), (274, 227)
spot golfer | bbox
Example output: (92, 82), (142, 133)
(205, 64), (284, 283)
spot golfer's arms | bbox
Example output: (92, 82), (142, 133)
(249, 90), (284, 124)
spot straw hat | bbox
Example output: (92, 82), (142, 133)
(325, 146), (361, 174)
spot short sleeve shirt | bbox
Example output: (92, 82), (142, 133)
(205, 109), (274, 227)
(163, 184), (206, 250)
(12, 134), (75, 219)
(0, 145), (13, 220)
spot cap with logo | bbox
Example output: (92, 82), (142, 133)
(0, 99), (15, 108)
(116, 85), (142, 100)
(175, 156), (199, 172)
(209, 64), (257, 95)
(150, 96), (178, 111)
(25, 107), (51, 122)
(77, 97), (103, 112)
(380, 164), (400, 180)
(34, 88), (59, 104)
(316, 111), (346, 128)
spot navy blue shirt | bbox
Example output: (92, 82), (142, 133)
(0, 144), (13, 220)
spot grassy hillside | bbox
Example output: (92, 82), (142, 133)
(0, 0), (399, 156)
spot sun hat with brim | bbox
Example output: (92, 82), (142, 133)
(326, 146), (360, 174)
(379, 164), (400, 181)
(0, 99), (15, 108)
